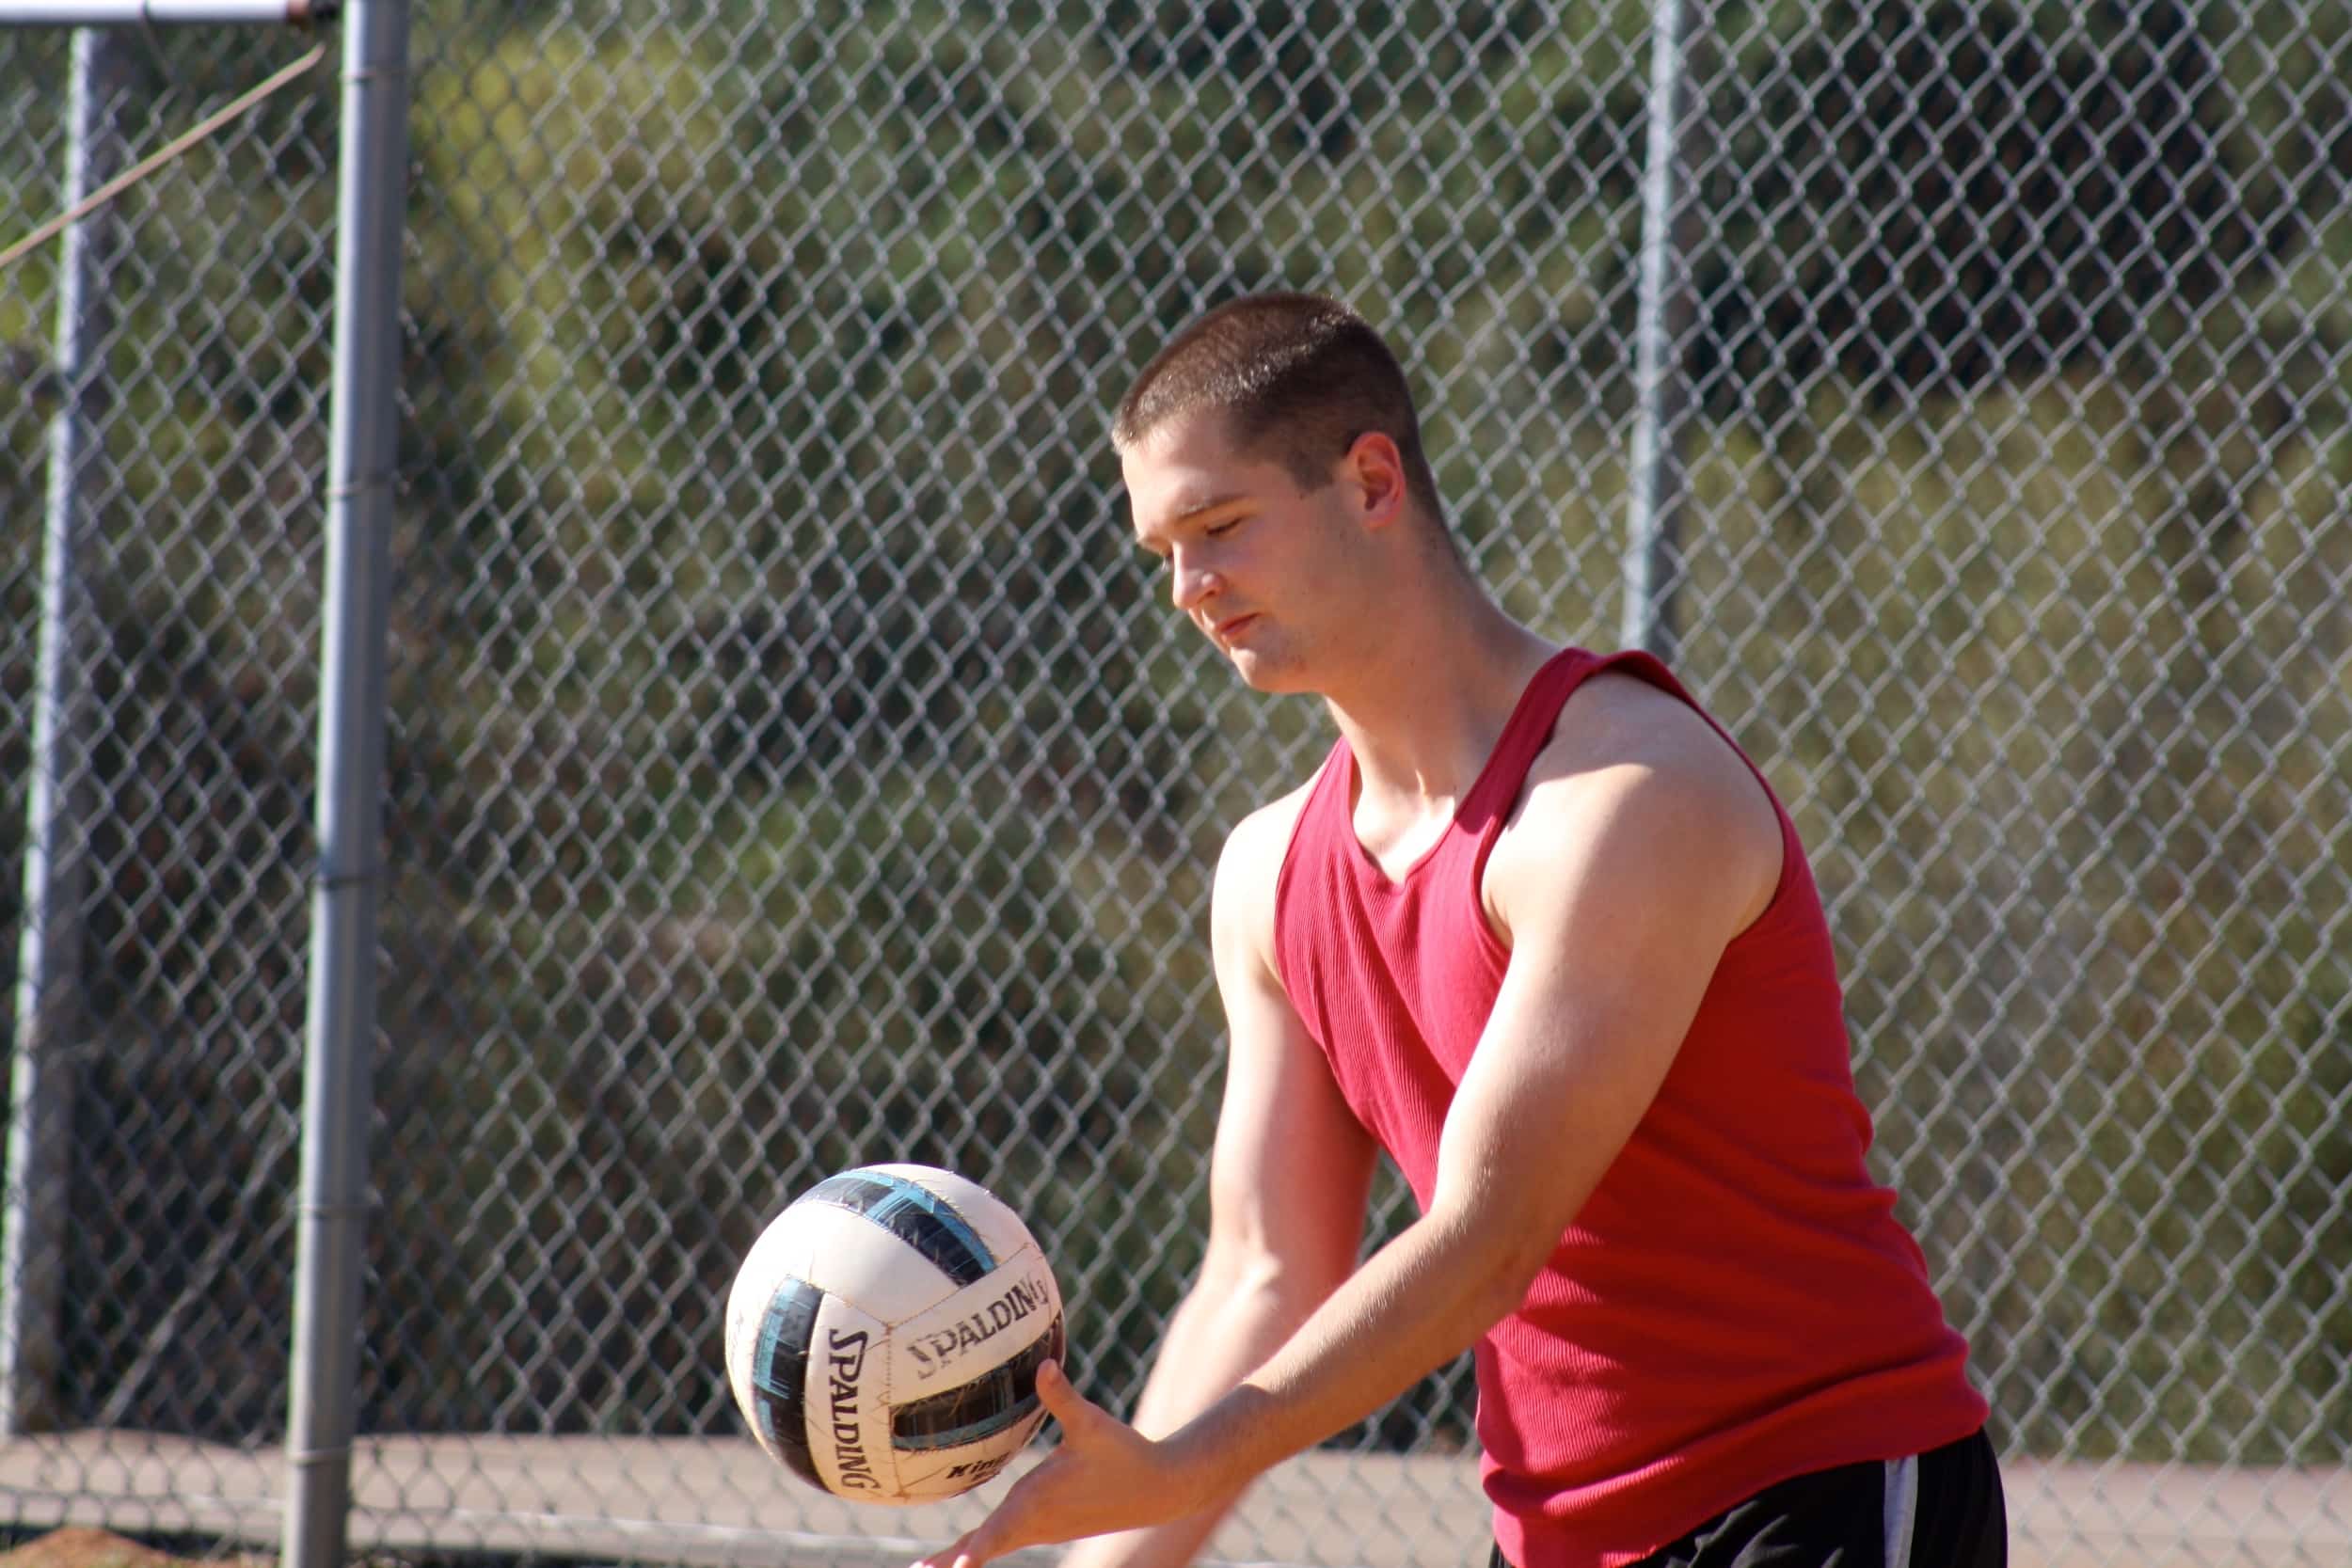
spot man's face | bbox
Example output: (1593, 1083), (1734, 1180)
(1121, 411), (1352, 692)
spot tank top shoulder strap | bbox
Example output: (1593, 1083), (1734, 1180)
(1277, 736), (1356, 886)
(1457, 646), (1612, 826)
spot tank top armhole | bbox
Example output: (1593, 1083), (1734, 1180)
(1269, 744), (1350, 1004)
(1463, 830), (1516, 965)
(1458, 649), (1603, 963)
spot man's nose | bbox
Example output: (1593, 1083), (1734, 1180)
(1170, 551), (1220, 611)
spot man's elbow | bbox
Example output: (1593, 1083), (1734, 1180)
(1433, 1200), (1562, 1331)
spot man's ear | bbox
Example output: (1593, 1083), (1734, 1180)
(1341, 431), (1408, 530)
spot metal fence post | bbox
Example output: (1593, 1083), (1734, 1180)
(1620, 0), (1703, 662)
(282, 1), (408, 1564)
(2, 23), (127, 1438)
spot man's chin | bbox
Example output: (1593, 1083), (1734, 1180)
(1229, 650), (1312, 695)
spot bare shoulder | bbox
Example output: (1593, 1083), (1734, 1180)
(1488, 671), (1783, 935)
(1221, 773), (1319, 869)
(1212, 773), (1321, 969)
(1542, 670), (1741, 768)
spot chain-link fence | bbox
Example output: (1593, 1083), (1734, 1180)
(3, 2), (2348, 1564)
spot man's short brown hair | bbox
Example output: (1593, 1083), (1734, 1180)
(1114, 293), (1444, 522)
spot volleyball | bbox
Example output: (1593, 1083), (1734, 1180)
(723, 1163), (1065, 1504)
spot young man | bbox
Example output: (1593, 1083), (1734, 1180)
(912, 293), (2002, 1568)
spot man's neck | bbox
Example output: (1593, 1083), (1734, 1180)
(1322, 588), (1558, 816)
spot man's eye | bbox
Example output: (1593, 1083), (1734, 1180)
(1204, 519), (1239, 538)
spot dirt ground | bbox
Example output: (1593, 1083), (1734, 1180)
(0, 1532), (267, 1568)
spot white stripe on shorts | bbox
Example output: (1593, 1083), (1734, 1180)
(1882, 1452), (1919, 1568)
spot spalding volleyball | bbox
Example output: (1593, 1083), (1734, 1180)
(724, 1163), (1064, 1504)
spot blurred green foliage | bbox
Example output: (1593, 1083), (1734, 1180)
(1, 0), (2346, 1469)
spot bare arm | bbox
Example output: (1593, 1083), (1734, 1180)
(1063, 793), (1377, 1568)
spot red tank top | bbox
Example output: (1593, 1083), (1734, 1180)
(1271, 647), (1985, 1568)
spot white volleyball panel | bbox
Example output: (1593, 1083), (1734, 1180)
(804, 1291), (898, 1502)
(768, 1197), (961, 1323)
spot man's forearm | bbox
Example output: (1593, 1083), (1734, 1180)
(1061, 1261), (1330, 1568)
(1160, 1205), (1532, 1504)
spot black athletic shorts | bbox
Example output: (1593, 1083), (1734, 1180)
(1490, 1427), (2006, 1568)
